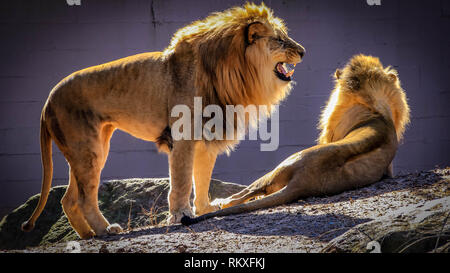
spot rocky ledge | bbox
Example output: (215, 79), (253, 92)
(0, 168), (449, 253)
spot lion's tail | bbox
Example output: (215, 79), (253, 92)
(181, 186), (299, 226)
(21, 111), (53, 232)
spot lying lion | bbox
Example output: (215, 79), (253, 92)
(182, 54), (410, 225)
(21, 3), (305, 238)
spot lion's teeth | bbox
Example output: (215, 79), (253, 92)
(276, 63), (295, 77)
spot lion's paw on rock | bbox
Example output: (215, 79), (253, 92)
(168, 209), (193, 225)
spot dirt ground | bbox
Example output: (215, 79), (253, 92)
(3, 168), (449, 253)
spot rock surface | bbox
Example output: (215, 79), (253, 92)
(0, 178), (245, 250)
(0, 168), (449, 253)
(322, 197), (449, 253)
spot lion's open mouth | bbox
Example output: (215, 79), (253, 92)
(274, 62), (296, 81)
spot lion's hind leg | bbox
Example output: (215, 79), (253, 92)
(69, 153), (123, 236)
(212, 185), (266, 209)
(61, 170), (95, 239)
(66, 125), (122, 236)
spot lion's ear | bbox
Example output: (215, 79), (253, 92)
(246, 22), (268, 45)
(334, 69), (342, 79)
(387, 70), (398, 83)
(388, 72), (397, 83)
(385, 66), (398, 83)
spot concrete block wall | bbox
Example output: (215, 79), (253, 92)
(0, 0), (449, 214)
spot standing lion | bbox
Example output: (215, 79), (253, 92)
(182, 54), (411, 225)
(21, 3), (305, 238)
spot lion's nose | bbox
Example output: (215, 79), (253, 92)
(298, 47), (305, 59)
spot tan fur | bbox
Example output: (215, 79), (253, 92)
(181, 54), (410, 225)
(21, 3), (305, 238)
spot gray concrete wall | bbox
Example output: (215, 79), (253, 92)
(0, 0), (449, 214)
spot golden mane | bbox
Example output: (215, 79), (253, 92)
(318, 54), (410, 144)
(163, 2), (291, 108)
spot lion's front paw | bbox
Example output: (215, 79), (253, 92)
(106, 223), (123, 234)
(168, 208), (193, 225)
